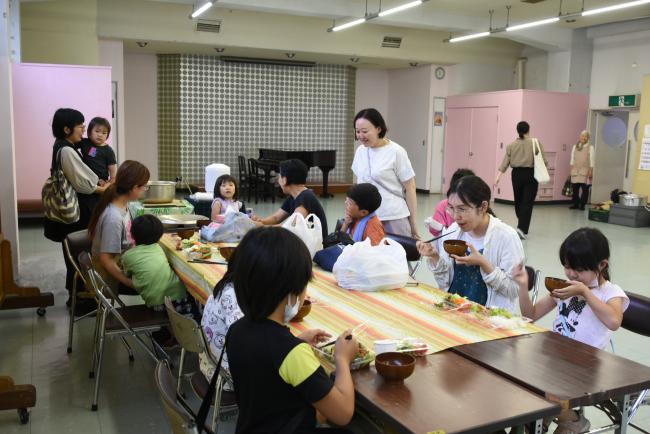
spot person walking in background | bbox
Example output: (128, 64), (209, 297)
(351, 108), (420, 239)
(569, 130), (593, 210)
(494, 121), (548, 240)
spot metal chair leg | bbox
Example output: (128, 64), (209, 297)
(89, 304), (104, 379)
(91, 310), (108, 411)
(120, 337), (134, 362)
(176, 348), (186, 396)
(67, 273), (78, 354)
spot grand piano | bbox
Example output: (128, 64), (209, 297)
(258, 148), (337, 198)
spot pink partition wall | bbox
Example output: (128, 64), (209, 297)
(12, 63), (112, 201)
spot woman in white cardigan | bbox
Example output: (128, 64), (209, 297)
(417, 175), (524, 313)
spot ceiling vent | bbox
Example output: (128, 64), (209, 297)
(220, 56), (316, 67)
(196, 19), (222, 33)
(381, 36), (402, 48)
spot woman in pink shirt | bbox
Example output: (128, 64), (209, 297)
(426, 168), (474, 236)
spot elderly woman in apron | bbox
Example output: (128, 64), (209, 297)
(569, 130), (593, 210)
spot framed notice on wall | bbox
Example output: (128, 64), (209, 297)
(640, 137), (650, 171)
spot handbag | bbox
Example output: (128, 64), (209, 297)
(42, 148), (80, 224)
(562, 176), (573, 197)
(313, 244), (345, 272)
(532, 138), (550, 184)
(281, 213), (323, 258)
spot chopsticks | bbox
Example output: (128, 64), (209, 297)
(189, 259), (227, 265)
(316, 320), (370, 349)
(423, 230), (457, 244)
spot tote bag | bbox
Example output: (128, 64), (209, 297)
(532, 138), (550, 184)
(332, 238), (408, 292)
(281, 213), (323, 259)
(42, 149), (80, 224)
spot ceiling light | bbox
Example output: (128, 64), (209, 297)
(329, 17), (366, 32)
(449, 32), (490, 43)
(506, 17), (560, 31)
(350, 57), (360, 63)
(378, 0), (422, 17)
(286, 53), (296, 59)
(214, 47), (225, 53)
(409, 62), (419, 67)
(191, 1), (212, 19)
(136, 41), (148, 48)
(582, 0), (650, 16)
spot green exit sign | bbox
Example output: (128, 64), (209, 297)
(608, 94), (640, 107)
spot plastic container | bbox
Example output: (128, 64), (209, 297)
(608, 204), (650, 228)
(588, 208), (609, 223)
(204, 164), (230, 193)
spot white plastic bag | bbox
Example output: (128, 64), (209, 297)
(532, 138), (550, 184)
(202, 212), (255, 243)
(332, 238), (409, 291)
(281, 213), (323, 259)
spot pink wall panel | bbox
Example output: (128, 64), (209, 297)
(12, 63), (112, 201)
(443, 108), (471, 193)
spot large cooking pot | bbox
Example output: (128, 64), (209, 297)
(620, 194), (647, 207)
(142, 181), (176, 204)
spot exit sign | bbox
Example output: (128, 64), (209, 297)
(608, 94), (640, 107)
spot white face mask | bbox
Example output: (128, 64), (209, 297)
(283, 294), (301, 324)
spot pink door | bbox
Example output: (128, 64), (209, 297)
(443, 108), (471, 194)
(469, 107), (498, 193)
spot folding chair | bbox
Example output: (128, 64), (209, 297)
(155, 360), (213, 434)
(78, 251), (170, 411)
(164, 298), (237, 431)
(237, 155), (252, 203)
(63, 230), (97, 354)
(385, 233), (421, 278)
(525, 265), (540, 304)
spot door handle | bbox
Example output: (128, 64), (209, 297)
(625, 139), (631, 178)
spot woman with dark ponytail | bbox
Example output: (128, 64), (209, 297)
(89, 160), (150, 291)
(417, 175), (524, 313)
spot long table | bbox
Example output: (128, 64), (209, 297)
(160, 235), (559, 433)
(452, 332), (650, 433)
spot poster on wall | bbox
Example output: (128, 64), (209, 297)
(639, 137), (650, 171)
(434, 112), (443, 126)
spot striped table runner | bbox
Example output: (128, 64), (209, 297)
(160, 234), (545, 354)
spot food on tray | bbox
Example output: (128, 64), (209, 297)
(487, 315), (531, 330)
(396, 338), (429, 357)
(322, 342), (374, 370)
(487, 307), (513, 319)
(184, 242), (213, 260)
(435, 293), (471, 310)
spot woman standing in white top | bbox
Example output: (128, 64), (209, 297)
(351, 108), (419, 238)
(569, 130), (594, 210)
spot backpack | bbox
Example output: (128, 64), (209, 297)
(42, 148), (80, 224)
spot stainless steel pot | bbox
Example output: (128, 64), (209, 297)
(620, 194), (647, 207)
(142, 181), (176, 204)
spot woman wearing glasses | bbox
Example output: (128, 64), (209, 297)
(44, 108), (109, 314)
(416, 175), (524, 313)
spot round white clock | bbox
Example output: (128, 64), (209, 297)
(435, 67), (446, 80)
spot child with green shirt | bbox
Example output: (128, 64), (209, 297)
(121, 215), (188, 308)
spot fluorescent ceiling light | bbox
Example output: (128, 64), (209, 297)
(582, 0), (650, 16)
(378, 0), (422, 17)
(506, 16), (560, 31)
(331, 18), (366, 32)
(191, 2), (212, 18)
(449, 32), (490, 43)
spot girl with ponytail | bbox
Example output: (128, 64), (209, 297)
(89, 160), (150, 291)
(416, 175), (525, 313)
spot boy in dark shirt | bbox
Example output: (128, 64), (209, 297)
(252, 158), (328, 240)
(78, 117), (117, 185)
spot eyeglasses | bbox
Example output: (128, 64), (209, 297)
(445, 205), (476, 216)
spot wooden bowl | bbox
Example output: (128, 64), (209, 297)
(545, 277), (570, 292)
(375, 352), (416, 381)
(196, 219), (211, 228)
(443, 240), (467, 257)
(290, 299), (312, 322)
(177, 228), (195, 240)
(218, 246), (236, 262)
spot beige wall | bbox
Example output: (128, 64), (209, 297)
(21, 0), (98, 65)
(124, 53), (158, 180)
(632, 74), (650, 197)
(98, 39), (126, 162)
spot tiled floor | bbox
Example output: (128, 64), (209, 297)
(1, 193), (649, 433)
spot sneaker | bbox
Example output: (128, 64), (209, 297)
(516, 228), (527, 240)
(553, 410), (590, 434)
